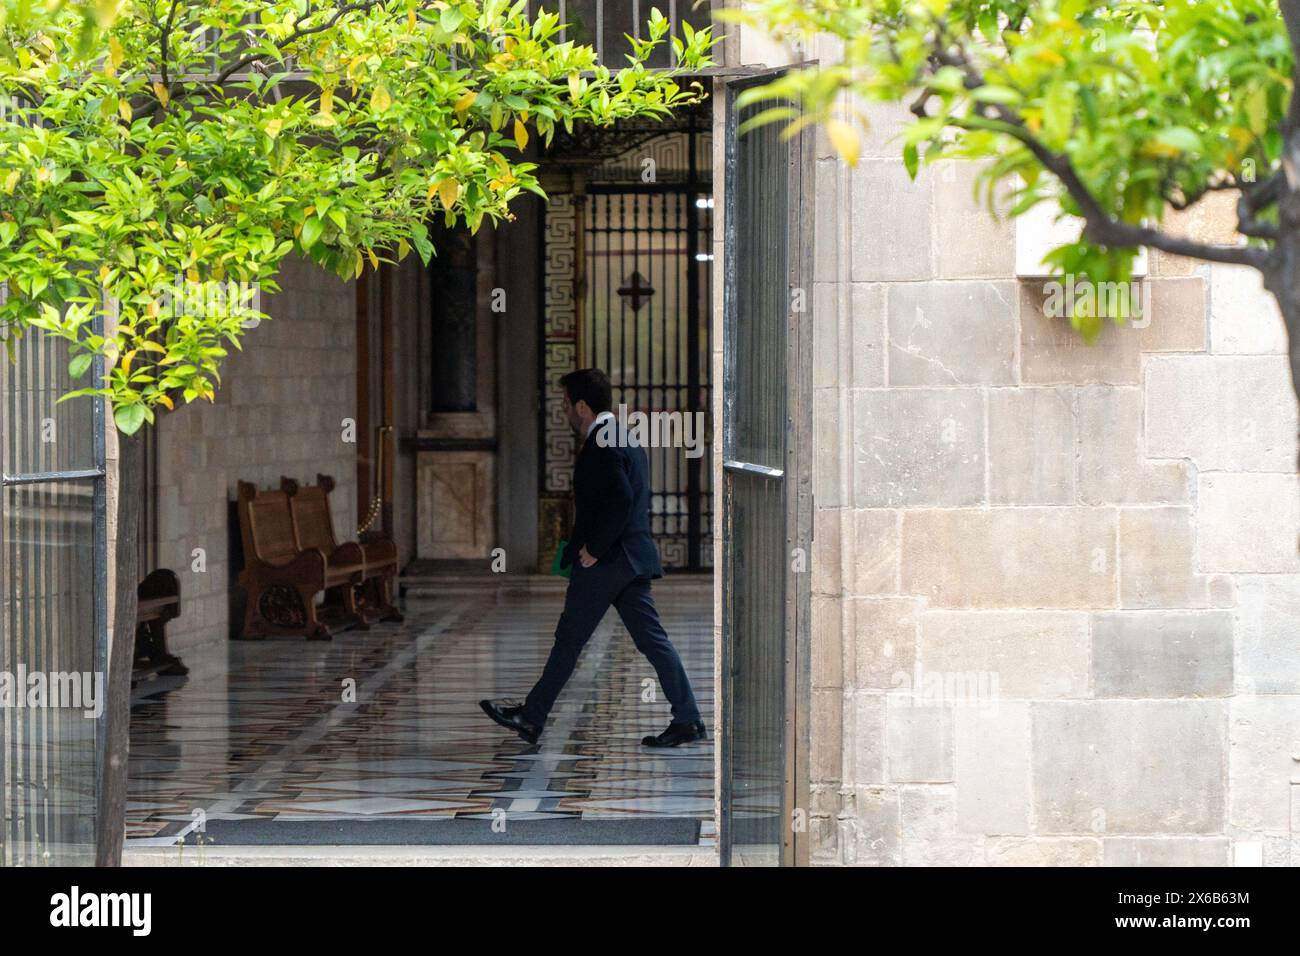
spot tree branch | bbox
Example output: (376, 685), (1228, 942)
(208, 1), (384, 90)
(927, 28), (1271, 270)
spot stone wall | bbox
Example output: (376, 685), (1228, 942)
(152, 256), (358, 651)
(808, 99), (1300, 866)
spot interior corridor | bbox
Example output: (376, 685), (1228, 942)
(125, 580), (714, 849)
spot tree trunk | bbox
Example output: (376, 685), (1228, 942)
(94, 429), (141, 866)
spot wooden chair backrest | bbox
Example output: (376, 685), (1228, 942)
(237, 482), (300, 565)
(289, 484), (338, 554)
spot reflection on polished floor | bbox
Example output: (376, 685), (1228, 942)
(125, 581), (714, 847)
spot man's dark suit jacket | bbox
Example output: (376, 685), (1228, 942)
(561, 421), (664, 579)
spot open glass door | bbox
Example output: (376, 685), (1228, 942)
(1, 325), (108, 865)
(720, 75), (812, 867)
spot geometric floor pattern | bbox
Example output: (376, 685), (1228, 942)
(125, 580), (714, 848)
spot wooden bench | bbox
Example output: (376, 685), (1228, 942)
(236, 480), (366, 640)
(282, 474), (403, 625)
(133, 569), (188, 683)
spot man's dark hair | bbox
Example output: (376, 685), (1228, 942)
(560, 367), (613, 414)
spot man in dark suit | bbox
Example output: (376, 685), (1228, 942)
(480, 368), (705, 748)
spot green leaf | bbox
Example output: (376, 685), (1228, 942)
(301, 216), (325, 249)
(903, 142), (919, 180)
(113, 403), (147, 435)
(68, 353), (94, 378)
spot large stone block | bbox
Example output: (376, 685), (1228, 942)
(900, 786), (983, 866)
(955, 703), (1031, 835)
(851, 161), (933, 281)
(1197, 474), (1300, 574)
(851, 509), (899, 595)
(811, 281), (876, 392)
(1077, 386), (1189, 506)
(812, 508), (842, 595)
(1032, 701), (1226, 834)
(919, 611), (1090, 699)
(886, 696), (953, 783)
(852, 692), (886, 784)
(812, 386), (844, 507)
(811, 595), (843, 690)
(810, 689), (843, 785)
(854, 598), (919, 691)
(932, 163), (1016, 278)
(1228, 696), (1300, 831)
(1019, 282), (1141, 384)
(1145, 355), (1298, 471)
(1138, 277), (1208, 352)
(1102, 838), (1231, 867)
(853, 787), (901, 866)
(901, 508), (1117, 608)
(887, 281), (1017, 386)
(1091, 611), (1234, 698)
(1234, 576), (1300, 695)
(988, 387), (1076, 505)
(985, 838), (1100, 866)
(851, 282), (886, 388)
(1209, 263), (1288, 355)
(1119, 507), (1232, 610)
(852, 389), (985, 507)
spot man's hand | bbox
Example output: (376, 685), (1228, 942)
(578, 545), (597, 568)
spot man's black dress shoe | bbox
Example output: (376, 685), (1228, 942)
(479, 699), (542, 744)
(642, 720), (707, 748)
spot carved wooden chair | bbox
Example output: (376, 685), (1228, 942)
(133, 569), (187, 683)
(236, 481), (365, 640)
(282, 474), (403, 624)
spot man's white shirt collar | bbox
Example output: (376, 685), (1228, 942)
(586, 410), (615, 439)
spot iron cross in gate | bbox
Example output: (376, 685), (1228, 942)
(617, 271), (655, 312)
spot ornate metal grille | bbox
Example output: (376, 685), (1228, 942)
(539, 116), (713, 572)
(584, 187), (712, 570)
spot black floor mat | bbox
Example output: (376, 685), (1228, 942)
(199, 817), (702, 846)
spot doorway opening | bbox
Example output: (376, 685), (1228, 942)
(124, 100), (721, 852)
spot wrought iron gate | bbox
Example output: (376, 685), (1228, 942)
(720, 75), (813, 867)
(539, 112), (713, 573)
(1, 326), (108, 866)
(583, 186), (712, 571)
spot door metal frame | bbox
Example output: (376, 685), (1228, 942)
(0, 318), (109, 865)
(718, 68), (814, 867)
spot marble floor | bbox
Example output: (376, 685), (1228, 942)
(125, 580), (715, 848)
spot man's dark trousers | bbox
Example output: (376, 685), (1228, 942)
(522, 547), (701, 728)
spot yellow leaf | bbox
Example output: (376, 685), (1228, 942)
(264, 118), (283, 138)
(371, 84), (392, 112)
(568, 73), (582, 102)
(408, 8), (416, 29)
(826, 119), (860, 167)
(368, 248), (379, 270)
(454, 90), (477, 114)
(438, 178), (460, 211)
(156, 393), (174, 411)
(152, 82), (170, 107)
(514, 118), (529, 150)
(108, 36), (124, 70)
(141, 341), (166, 353)
(319, 87), (334, 116)
(98, 265), (110, 282)
(118, 98), (132, 122)
(4, 170), (20, 193)
(121, 349), (136, 375)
